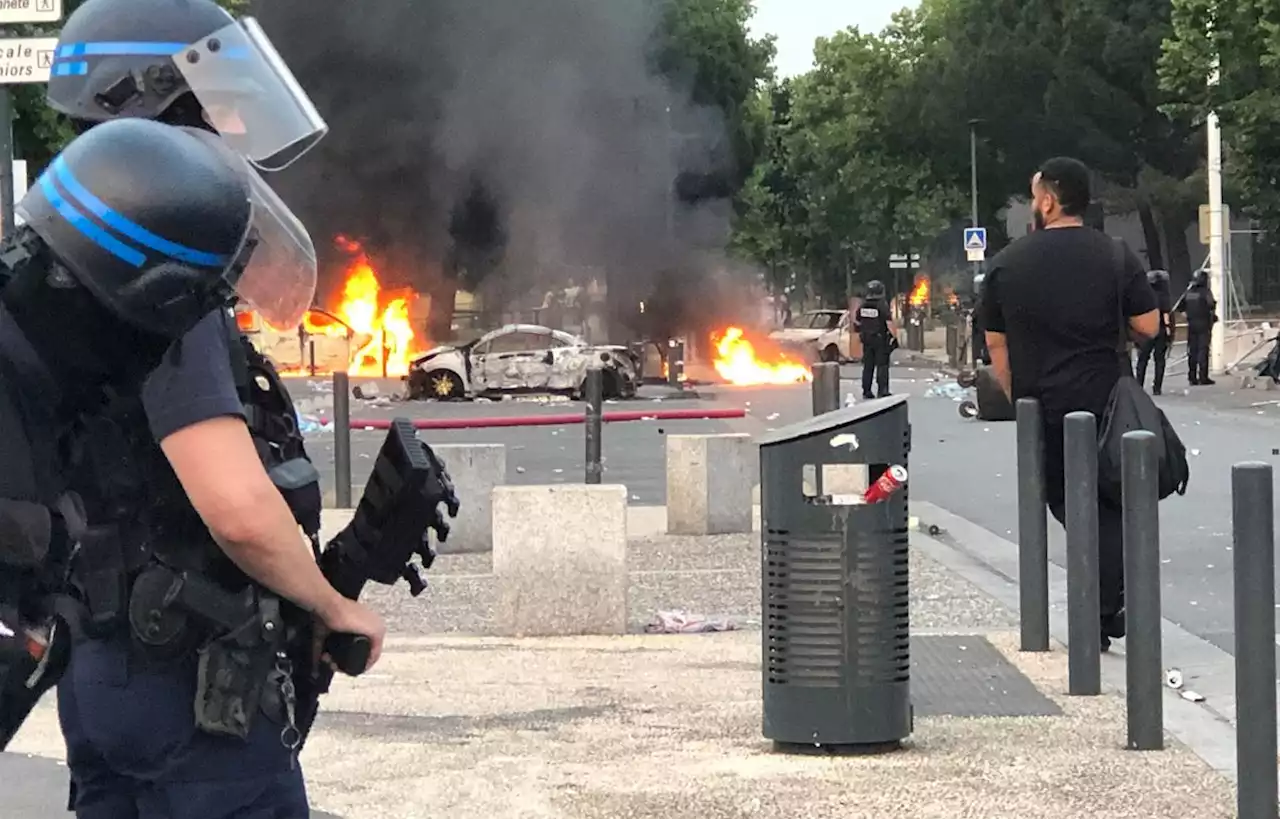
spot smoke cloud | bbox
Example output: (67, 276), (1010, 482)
(254, 0), (740, 340)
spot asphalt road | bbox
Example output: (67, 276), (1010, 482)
(296, 365), (1280, 658)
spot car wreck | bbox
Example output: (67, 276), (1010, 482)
(404, 324), (642, 401)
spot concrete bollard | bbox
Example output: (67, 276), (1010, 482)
(1232, 463), (1278, 819)
(493, 484), (628, 636)
(666, 433), (754, 535)
(1015, 398), (1050, 652)
(1063, 411), (1101, 696)
(428, 443), (506, 555)
(333, 371), (352, 508)
(1121, 431), (1163, 751)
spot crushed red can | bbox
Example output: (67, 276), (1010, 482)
(863, 465), (908, 504)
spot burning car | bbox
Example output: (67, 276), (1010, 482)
(405, 324), (641, 400)
(768, 309), (852, 363)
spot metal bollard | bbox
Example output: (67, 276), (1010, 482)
(945, 324), (959, 368)
(333, 370), (353, 508)
(1015, 399), (1049, 652)
(1121, 431), (1163, 750)
(667, 340), (684, 388)
(1232, 463), (1278, 819)
(584, 367), (604, 484)
(811, 362), (840, 415)
(1063, 411), (1101, 695)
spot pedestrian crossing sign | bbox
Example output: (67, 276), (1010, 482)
(963, 228), (987, 252)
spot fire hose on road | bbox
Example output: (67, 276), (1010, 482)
(327, 371), (747, 506)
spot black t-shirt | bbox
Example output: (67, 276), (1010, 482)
(141, 310), (247, 442)
(981, 227), (1156, 421)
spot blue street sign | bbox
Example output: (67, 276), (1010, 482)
(963, 228), (987, 252)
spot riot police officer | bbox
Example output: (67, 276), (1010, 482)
(42, 2), (392, 816)
(1136, 269), (1173, 395)
(1179, 269), (1218, 386)
(0, 117), (272, 748)
(854, 280), (898, 400)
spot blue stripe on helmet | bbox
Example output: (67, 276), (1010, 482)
(55, 42), (186, 59)
(51, 62), (88, 77)
(54, 42), (251, 60)
(38, 172), (146, 268)
(52, 157), (229, 268)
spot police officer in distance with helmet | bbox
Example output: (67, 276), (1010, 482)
(1178, 268), (1218, 386)
(40, 1), (399, 816)
(1135, 269), (1173, 395)
(854, 279), (898, 400)
(0, 116), (272, 754)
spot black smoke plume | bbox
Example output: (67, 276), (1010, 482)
(253, 0), (740, 342)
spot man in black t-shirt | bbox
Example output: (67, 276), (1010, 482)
(982, 157), (1160, 652)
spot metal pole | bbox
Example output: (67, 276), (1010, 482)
(1207, 107), (1227, 376)
(969, 122), (979, 229)
(811, 362), (840, 415)
(1063, 411), (1101, 695)
(333, 371), (353, 508)
(1015, 399), (1049, 652)
(309, 340), (317, 377)
(0, 89), (14, 238)
(1232, 462), (1277, 819)
(584, 367), (603, 484)
(1122, 431), (1163, 750)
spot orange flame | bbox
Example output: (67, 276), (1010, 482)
(712, 327), (811, 386)
(326, 236), (419, 377)
(908, 276), (930, 307)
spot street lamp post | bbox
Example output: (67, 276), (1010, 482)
(968, 118), (984, 367)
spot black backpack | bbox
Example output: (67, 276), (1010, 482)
(1096, 239), (1191, 504)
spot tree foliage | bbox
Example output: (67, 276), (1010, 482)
(1160, 0), (1280, 230)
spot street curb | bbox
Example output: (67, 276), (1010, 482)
(910, 500), (1244, 784)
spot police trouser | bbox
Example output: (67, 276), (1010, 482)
(1043, 420), (1124, 623)
(1135, 332), (1168, 392)
(860, 336), (891, 398)
(57, 635), (309, 819)
(1187, 328), (1210, 383)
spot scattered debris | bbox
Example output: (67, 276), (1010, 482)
(924, 382), (970, 402)
(1190, 448), (1201, 457)
(297, 415), (333, 435)
(515, 466), (526, 474)
(644, 610), (737, 634)
(766, 413), (780, 421)
(1165, 669), (1183, 690)
(352, 382), (381, 400)
(1180, 690), (1206, 703)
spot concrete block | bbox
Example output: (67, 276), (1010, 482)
(666, 433), (753, 535)
(493, 485), (628, 636)
(427, 443), (506, 555)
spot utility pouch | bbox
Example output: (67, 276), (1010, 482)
(194, 598), (281, 740)
(268, 457), (322, 536)
(75, 525), (130, 637)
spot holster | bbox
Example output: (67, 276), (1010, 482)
(127, 565), (285, 740)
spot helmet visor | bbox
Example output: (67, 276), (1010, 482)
(233, 167), (318, 329)
(175, 17), (327, 172)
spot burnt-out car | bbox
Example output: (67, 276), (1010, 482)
(404, 324), (641, 400)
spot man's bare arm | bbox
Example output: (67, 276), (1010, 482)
(159, 416), (347, 621)
(1128, 309), (1160, 341)
(985, 331), (1012, 399)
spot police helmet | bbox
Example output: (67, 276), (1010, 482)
(47, 0), (327, 171)
(17, 118), (255, 340)
(865, 280), (886, 299)
(1192, 269), (1209, 287)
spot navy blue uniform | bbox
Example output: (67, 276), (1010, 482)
(56, 311), (309, 818)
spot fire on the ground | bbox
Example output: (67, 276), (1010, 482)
(404, 324), (641, 400)
(237, 237), (426, 377)
(711, 327), (810, 385)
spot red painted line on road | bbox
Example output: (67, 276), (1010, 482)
(345, 407), (747, 430)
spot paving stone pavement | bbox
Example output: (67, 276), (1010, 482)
(4, 507), (1239, 818)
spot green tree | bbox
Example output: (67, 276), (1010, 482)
(1160, 0), (1280, 233)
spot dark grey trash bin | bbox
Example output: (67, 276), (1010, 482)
(758, 396), (911, 752)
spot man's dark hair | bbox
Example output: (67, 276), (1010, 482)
(1037, 157), (1092, 217)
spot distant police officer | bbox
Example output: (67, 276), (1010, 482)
(1179, 269), (1218, 386)
(854, 280), (898, 400)
(41, 2), (389, 817)
(1135, 269), (1173, 395)
(0, 117), (266, 749)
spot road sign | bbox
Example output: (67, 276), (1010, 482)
(0, 0), (62, 24)
(1198, 203), (1231, 246)
(963, 227), (987, 253)
(966, 248), (985, 263)
(0, 38), (57, 85)
(889, 253), (921, 270)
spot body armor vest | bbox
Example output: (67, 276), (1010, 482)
(63, 309), (323, 638)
